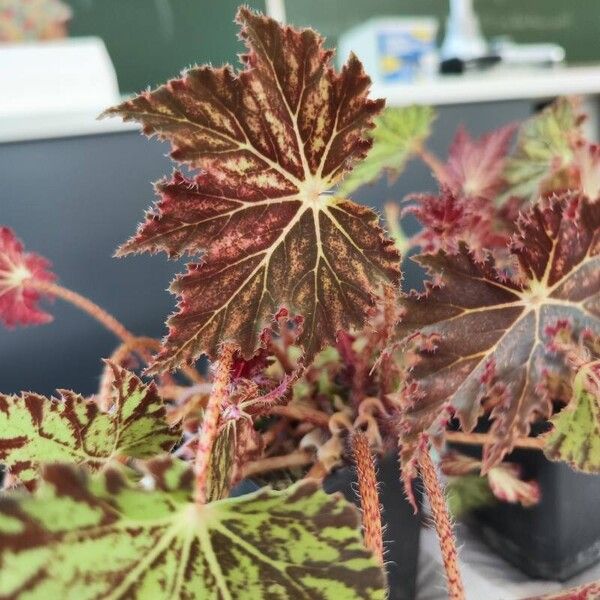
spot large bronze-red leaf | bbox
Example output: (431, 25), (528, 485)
(104, 8), (399, 371)
(397, 194), (600, 470)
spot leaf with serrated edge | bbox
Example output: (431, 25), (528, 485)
(0, 364), (179, 483)
(398, 194), (600, 470)
(544, 361), (600, 473)
(0, 461), (386, 599)
(205, 417), (261, 502)
(103, 8), (399, 370)
(445, 123), (516, 201)
(503, 97), (583, 202)
(0, 227), (55, 328)
(339, 105), (435, 195)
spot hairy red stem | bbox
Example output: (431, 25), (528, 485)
(526, 580), (600, 599)
(194, 342), (236, 504)
(445, 430), (544, 451)
(351, 431), (384, 564)
(242, 450), (314, 478)
(268, 404), (330, 427)
(419, 449), (465, 600)
(32, 280), (135, 344)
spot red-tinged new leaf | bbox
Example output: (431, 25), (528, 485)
(0, 227), (55, 328)
(404, 188), (511, 262)
(397, 194), (600, 471)
(445, 124), (516, 201)
(486, 462), (540, 507)
(104, 8), (399, 370)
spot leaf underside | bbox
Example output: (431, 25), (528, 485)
(0, 461), (385, 600)
(398, 194), (600, 470)
(0, 364), (179, 483)
(105, 8), (399, 370)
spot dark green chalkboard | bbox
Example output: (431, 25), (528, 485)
(286, 1), (600, 64)
(64, 0), (263, 93)
(63, 1), (600, 94)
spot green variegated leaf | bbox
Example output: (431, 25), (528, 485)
(205, 417), (261, 502)
(0, 460), (386, 599)
(339, 106), (435, 195)
(446, 475), (495, 518)
(544, 361), (600, 473)
(503, 97), (583, 201)
(0, 364), (179, 483)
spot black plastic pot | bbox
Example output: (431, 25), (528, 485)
(464, 446), (600, 581)
(323, 452), (422, 600)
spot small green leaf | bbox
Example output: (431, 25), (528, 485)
(0, 364), (180, 483)
(446, 475), (495, 519)
(339, 106), (435, 195)
(0, 460), (386, 599)
(503, 97), (582, 201)
(544, 363), (600, 473)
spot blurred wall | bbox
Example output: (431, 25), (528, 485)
(63, 0), (263, 93)
(61, 1), (600, 94)
(0, 100), (530, 396)
(0, 132), (180, 396)
(288, 1), (600, 63)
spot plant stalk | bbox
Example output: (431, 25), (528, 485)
(31, 280), (135, 344)
(351, 431), (384, 565)
(194, 342), (236, 504)
(419, 448), (465, 600)
(242, 449), (314, 478)
(31, 281), (202, 388)
(444, 430), (544, 451)
(268, 404), (330, 427)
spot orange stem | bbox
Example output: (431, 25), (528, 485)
(268, 404), (330, 427)
(194, 342), (236, 504)
(304, 461), (328, 481)
(352, 431), (384, 564)
(32, 281), (201, 386)
(242, 450), (314, 478)
(419, 449), (465, 600)
(445, 430), (544, 451)
(32, 280), (135, 344)
(529, 580), (600, 599)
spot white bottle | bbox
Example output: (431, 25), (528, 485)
(440, 0), (487, 61)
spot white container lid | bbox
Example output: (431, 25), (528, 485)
(0, 36), (120, 117)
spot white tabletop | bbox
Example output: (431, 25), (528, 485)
(374, 64), (600, 107)
(416, 524), (600, 600)
(3, 64), (600, 143)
